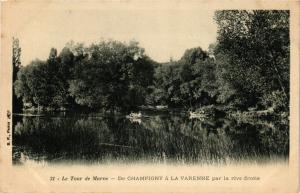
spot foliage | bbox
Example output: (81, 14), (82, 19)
(15, 60), (52, 107)
(213, 10), (289, 110)
(260, 90), (288, 112)
(14, 10), (290, 114)
(15, 40), (154, 112)
(12, 37), (23, 112)
(149, 48), (217, 109)
(68, 40), (154, 111)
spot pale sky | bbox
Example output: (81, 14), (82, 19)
(3, 1), (218, 65)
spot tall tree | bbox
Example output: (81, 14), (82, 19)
(68, 40), (155, 111)
(12, 37), (23, 112)
(214, 10), (289, 110)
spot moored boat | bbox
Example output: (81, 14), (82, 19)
(155, 105), (168, 110)
(126, 112), (142, 119)
(189, 111), (206, 119)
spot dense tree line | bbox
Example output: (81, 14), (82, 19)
(147, 47), (217, 109)
(15, 40), (156, 112)
(14, 10), (289, 114)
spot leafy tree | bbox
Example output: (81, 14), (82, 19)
(15, 48), (75, 109)
(150, 47), (216, 109)
(180, 47), (209, 65)
(214, 10), (289, 110)
(14, 60), (51, 107)
(68, 40), (154, 111)
(12, 37), (23, 112)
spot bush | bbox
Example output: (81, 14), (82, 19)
(260, 90), (288, 112)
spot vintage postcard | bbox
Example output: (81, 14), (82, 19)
(0, 0), (299, 192)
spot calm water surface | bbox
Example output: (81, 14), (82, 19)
(12, 111), (289, 165)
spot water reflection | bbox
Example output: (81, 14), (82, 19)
(12, 112), (289, 165)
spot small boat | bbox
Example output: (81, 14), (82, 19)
(126, 112), (142, 119)
(128, 118), (142, 124)
(155, 105), (168, 110)
(189, 111), (206, 119)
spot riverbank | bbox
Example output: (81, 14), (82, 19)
(228, 108), (289, 123)
(16, 104), (289, 121)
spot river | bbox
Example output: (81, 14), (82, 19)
(12, 111), (289, 166)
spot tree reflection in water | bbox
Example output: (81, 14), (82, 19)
(12, 113), (289, 165)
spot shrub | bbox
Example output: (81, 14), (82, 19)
(260, 90), (288, 112)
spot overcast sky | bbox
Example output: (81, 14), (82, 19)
(4, 2), (218, 65)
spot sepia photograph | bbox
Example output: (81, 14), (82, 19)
(0, 1), (299, 193)
(11, 9), (290, 166)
